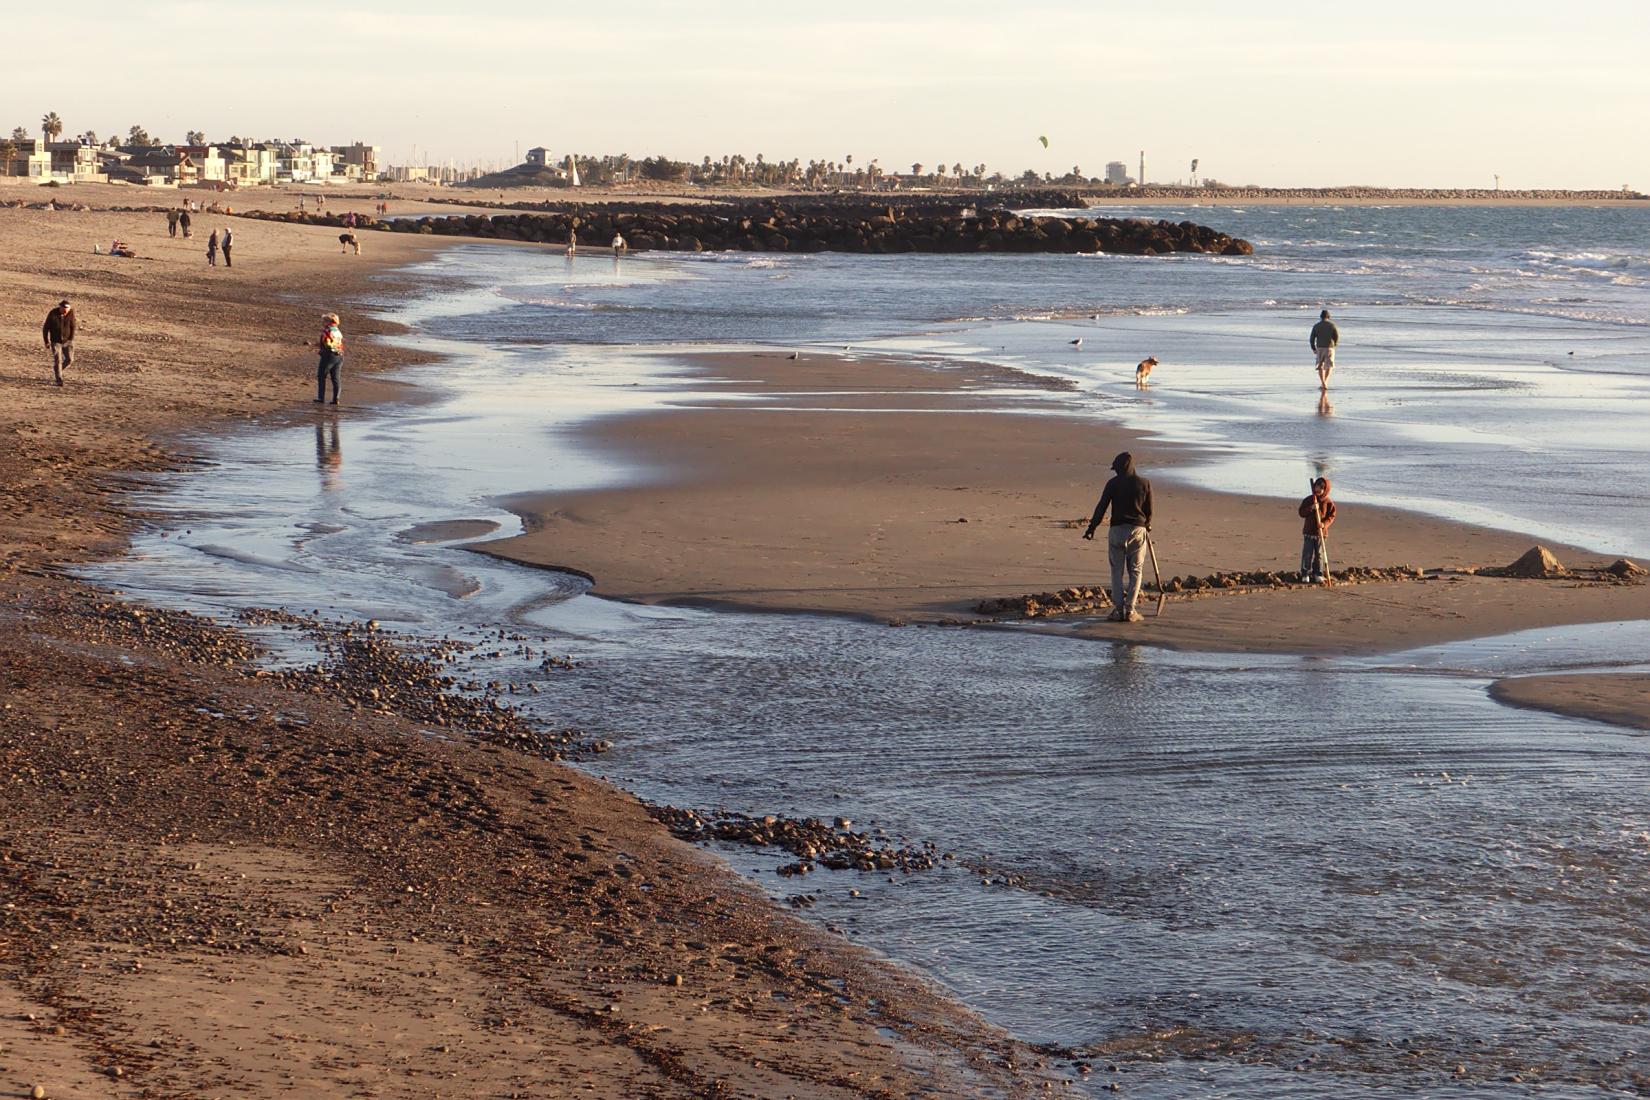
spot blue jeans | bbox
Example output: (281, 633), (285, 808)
(1108, 525), (1148, 614)
(316, 352), (342, 403)
(1301, 535), (1328, 582)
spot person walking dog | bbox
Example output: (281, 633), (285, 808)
(1082, 451), (1154, 622)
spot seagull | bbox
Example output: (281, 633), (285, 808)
(787, 351), (800, 360)
(1069, 338), (1083, 347)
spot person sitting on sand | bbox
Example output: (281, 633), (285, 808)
(1310, 309), (1340, 390)
(1082, 452), (1154, 623)
(42, 299), (75, 387)
(1298, 477), (1336, 584)
(316, 312), (345, 405)
(109, 239), (137, 258)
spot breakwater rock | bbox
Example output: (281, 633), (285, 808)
(232, 201), (1253, 257)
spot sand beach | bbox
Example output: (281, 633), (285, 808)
(5, 183), (1650, 1097)
(0, 197), (1051, 1097)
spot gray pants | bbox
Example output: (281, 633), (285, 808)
(1108, 525), (1148, 614)
(50, 341), (73, 382)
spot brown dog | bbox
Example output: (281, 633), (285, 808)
(1135, 356), (1159, 385)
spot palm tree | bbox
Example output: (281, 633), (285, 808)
(186, 129), (205, 146)
(128, 125), (152, 146)
(80, 130), (98, 146)
(953, 162), (963, 178)
(41, 111), (63, 143)
(911, 163), (923, 178)
(0, 138), (15, 177)
(10, 126), (30, 142)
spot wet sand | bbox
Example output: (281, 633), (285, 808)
(0, 204), (1048, 1096)
(1489, 673), (1650, 732)
(487, 350), (1650, 660)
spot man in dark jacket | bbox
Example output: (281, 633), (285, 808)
(1083, 452), (1154, 622)
(1310, 309), (1340, 390)
(42, 299), (75, 387)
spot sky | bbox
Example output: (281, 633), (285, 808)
(5, 0), (1648, 189)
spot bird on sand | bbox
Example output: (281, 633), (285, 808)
(787, 351), (800, 360)
(1069, 338), (1083, 347)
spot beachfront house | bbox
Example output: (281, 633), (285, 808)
(177, 145), (228, 184)
(526, 146), (552, 167)
(331, 142), (380, 182)
(222, 144), (280, 186)
(109, 147), (195, 186)
(275, 143), (316, 183)
(0, 138), (103, 183)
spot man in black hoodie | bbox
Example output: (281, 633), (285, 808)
(1083, 452), (1154, 622)
(42, 299), (75, 387)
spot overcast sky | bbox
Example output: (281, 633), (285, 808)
(5, 0), (1647, 188)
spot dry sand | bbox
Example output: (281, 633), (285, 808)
(0, 204), (1052, 1097)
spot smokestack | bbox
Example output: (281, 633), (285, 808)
(1138, 150), (1145, 187)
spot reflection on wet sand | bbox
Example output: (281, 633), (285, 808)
(315, 416), (343, 492)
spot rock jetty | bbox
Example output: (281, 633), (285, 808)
(232, 198), (1254, 257)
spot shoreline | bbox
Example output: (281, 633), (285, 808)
(0, 204), (1051, 1095)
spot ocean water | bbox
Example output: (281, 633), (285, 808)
(88, 205), (1650, 1096)
(395, 203), (1650, 556)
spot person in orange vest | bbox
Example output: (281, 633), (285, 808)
(315, 313), (344, 405)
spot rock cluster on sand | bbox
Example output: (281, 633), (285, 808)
(650, 807), (943, 874)
(232, 198), (1254, 258)
(976, 565), (1430, 618)
(1489, 546), (1569, 578)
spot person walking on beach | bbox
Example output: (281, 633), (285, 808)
(206, 229), (219, 267)
(1082, 452), (1154, 622)
(179, 209), (192, 238)
(42, 299), (75, 388)
(315, 312), (344, 405)
(612, 232), (627, 256)
(1310, 309), (1340, 389)
(1298, 477), (1336, 584)
(166, 209), (179, 237)
(220, 226), (233, 268)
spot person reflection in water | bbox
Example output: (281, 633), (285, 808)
(316, 417), (343, 492)
(1317, 391), (1335, 417)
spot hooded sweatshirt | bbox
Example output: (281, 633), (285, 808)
(1088, 452), (1153, 530)
(1299, 479), (1336, 536)
(1310, 317), (1340, 350)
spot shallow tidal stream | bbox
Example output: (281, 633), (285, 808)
(83, 331), (1650, 1098)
